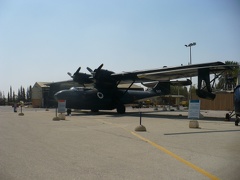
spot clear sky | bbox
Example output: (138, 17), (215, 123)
(0, 0), (239, 95)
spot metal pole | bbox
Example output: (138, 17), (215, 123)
(185, 42), (196, 100)
(190, 46), (192, 65)
(189, 46), (192, 100)
(140, 112), (142, 125)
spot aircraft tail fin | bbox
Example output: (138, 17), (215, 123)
(152, 81), (170, 95)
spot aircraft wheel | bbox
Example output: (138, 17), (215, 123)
(117, 104), (125, 114)
(235, 116), (239, 126)
(67, 109), (71, 116)
(91, 108), (99, 113)
(225, 113), (230, 121)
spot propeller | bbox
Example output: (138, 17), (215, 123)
(74, 67), (81, 75)
(87, 64), (104, 79)
(67, 67), (81, 79)
(94, 64), (104, 78)
(96, 64), (103, 71)
(67, 66), (95, 85)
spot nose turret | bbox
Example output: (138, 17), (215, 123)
(54, 90), (67, 101)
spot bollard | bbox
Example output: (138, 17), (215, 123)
(135, 112), (146, 131)
(189, 120), (199, 128)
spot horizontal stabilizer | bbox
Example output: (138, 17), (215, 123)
(153, 82), (170, 95)
(170, 79), (192, 86)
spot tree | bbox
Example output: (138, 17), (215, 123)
(17, 89), (21, 101)
(13, 91), (16, 102)
(7, 92), (10, 103)
(170, 86), (189, 98)
(0, 91), (6, 105)
(23, 87), (26, 101)
(9, 86), (12, 102)
(216, 61), (239, 90)
(26, 86), (32, 102)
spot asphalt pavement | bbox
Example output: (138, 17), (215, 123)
(0, 106), (239, 180)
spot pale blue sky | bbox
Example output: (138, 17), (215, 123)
(0, 0), (239, 95)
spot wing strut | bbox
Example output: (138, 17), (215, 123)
(122, 80), (135, 95)
(196, 68), (216, 100)
(196, 68), (226, 100)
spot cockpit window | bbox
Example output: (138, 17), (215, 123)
(70, 87), (83, 91)
(70, 87), (92, 91)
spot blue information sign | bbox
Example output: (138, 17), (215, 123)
(188, 100), (200, 119)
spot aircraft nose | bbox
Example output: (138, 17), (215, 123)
(54, 91), (65, 101)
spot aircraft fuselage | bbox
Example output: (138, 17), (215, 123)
(54, 87), (161, 113)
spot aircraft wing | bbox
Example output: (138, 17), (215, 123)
(111, 61), (231, 83)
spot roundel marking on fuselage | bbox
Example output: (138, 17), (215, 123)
(97, 92), (104, 99)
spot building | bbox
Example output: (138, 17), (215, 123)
(31, 81), (81, 108)
(32, 82), (50, 108)
(191, 91), (234, 111)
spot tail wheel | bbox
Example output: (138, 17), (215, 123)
(235, 116), (239, 126)
(117, 104), (126, 114)
(225, 113), (230, 121)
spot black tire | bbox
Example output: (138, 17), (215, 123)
(117, 104), (126, 114)
(91, 108), (99, 113)
(235, 116), (239, 126)
(67, 109), (71, 116)
(225, 113), (230, 121)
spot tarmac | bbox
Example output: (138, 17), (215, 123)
(0, 106), (239, 180)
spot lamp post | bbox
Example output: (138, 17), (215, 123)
(185, 42), (196, 65)
(185, 42), (196, 100)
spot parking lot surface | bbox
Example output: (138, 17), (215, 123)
(0, 106), (239, 180)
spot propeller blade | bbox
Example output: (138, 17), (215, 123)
(74, 67), (81, 75)
(97, 64), (104, 71)
(67, 72), (72, 77)
(87, 67), (93, 73)
(92, 64), (104, 79)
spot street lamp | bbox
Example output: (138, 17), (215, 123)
(185, 42), (196, 65)
(185, 42), (196, 100)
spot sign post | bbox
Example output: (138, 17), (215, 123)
(188, 100), (200, 119)
(53, 100), (66, 121)
(58, 100), (66, 120)
(58, 100), (66, 113)
(188, 100), (200, 128)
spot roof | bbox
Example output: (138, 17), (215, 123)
(34, 82), (50, 88)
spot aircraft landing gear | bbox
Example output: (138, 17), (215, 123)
(67, 109), (72, 116)
(235, 116), (239, 126)
(91, 108), (99, 113)
(117, 104), (125, 114)
(225, 113), (230, 121)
